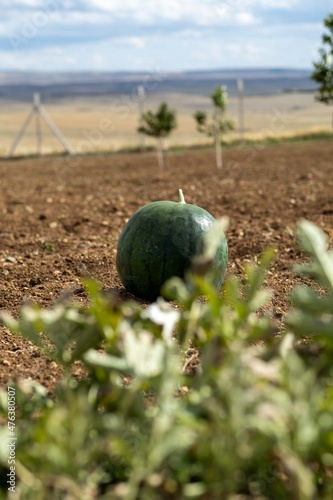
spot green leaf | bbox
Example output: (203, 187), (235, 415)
(138, 102), (177, 139)
(296, 220), (333, 291)
(83, 349), (127, 372)
(290, 286), (333, 315)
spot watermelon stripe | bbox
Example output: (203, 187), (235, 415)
(161, 203), (173, 289)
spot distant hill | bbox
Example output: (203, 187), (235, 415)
(0, 68), (317, 102)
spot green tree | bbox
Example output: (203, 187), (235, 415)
(194, 85), (234, 169)
(138, 102), (177, 168)
(312, 13), (333, 130)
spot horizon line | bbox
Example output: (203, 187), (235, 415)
(0, 66), (313, 75)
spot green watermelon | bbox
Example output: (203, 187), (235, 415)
(116, 190), (228, 300)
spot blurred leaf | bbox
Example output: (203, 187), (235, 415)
(122, 329), (168, 379)
(84, 349), (127, 372)
(141, 298), (180, 344)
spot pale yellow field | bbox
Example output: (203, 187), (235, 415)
(0, 92), (331, 156)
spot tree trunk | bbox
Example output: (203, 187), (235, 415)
(157, 138), (164, 169)
(214, 109), (222, 170)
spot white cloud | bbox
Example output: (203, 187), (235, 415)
(0, 0), (329, 71)
(81, 0), (259, 26)
(114, 37), (146, 49)
(253, 0), (294, 7)
(1, 0), (42, 5)
(1, 0), (260, 39)
(243, 0), (301, 7)
(174, 29), (204, 39)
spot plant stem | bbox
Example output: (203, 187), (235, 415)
(178, 189), (186, 204)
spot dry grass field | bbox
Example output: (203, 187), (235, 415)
(0, 91), (331, 156)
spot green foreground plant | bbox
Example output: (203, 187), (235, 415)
(1, 220), (333, 499)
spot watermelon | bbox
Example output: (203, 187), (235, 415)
(116, 189), (228, 300)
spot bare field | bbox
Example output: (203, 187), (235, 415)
(0, 141), (333, 389)
(0, 92), (331, 156)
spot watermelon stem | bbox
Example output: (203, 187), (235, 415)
(178, 189), (186, 204)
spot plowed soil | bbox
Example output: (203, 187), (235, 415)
(0, 141), (332, 391)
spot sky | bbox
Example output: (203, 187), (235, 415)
(0, 0), (332, 72)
